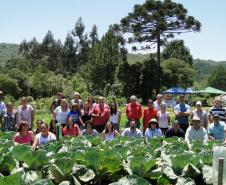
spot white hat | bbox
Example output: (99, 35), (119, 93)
(196, 101), (202, 106)
(74, 92), (80, 96)
(130, 95), (136, 100)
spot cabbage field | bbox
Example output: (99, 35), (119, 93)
(0, 131), (221, 185)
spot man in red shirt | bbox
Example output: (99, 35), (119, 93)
(143, 99), (157, 131)
(91, 96), (110, 133)
(126, 95), (142, 128)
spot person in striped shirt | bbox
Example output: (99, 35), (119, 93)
(208, 97), (226, 124)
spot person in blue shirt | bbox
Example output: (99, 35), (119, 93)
(68, 103), (84, 129)
(174, 94), (191, 132)
(165, 120), (185, 138)
(208, 114), (226, 143)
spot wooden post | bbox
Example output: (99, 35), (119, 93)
(218, 158), (224, 185)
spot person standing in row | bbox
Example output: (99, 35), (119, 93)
(110, 101), (121, 131)
(50, 92), (63, 114)
(70, 92), (84, 114)
(157, 102), (170, 135)
(16, 97), (34, 130)
(191, 101), (208, 129)
(126, 95), (142, 128)
(174, 94), (190, 132)
(91, 96), (110, 133)
(153, 94), (165, 112)
(143, 99), (157, 131)
(1, 102), (17, 132)
(208, 97), (226, 124)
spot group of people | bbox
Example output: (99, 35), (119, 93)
(0, 90), (226, 148)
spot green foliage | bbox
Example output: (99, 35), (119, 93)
(162, 40), (193, 65)
(0, 43), (19, 65)
(83, 26), (126, 94)
(207, 65), (226, 91)
(0, 74), (21, 98)
(0, 133), (221, 185)
(29, 71), (66, 98)
(161, 58), (195, 88)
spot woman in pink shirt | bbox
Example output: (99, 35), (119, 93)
(62, 116), (81, 137)
(13, 121), (35, 145)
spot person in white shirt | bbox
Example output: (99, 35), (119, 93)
(185, 116), (208, 146)
(157, 102), (170, 135)
(32, 123), (56, 149)
(122, 120), (143, 137)
(153, 94), (165, 112)
(145, 118), (162, 139)
(53, 99), (70, 127)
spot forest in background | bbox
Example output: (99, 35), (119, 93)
(0, 40), (226, 103)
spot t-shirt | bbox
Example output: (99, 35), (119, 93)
(209, 106), (226, 122)
(153, 100), (166, 112)
(68, 110), (81, 125)
(62, 125), (80, 137)
(126, 102), (142, 120)
(145, 128), (162, 139)
(157, 111), (169, 128)
(185, 126), (208, 144)
(2, 111), (16, 132)
(0, 100), (6, 115)
(174, 103), (190, 125)
(143, 108), (157, 130)
(35, 132), (56, 146)
(16, 105), (33, 128)
(54, 106), (69, 124)
(92, 104), (109, 126)
(82, 129), (98, 137)
(104, 132), (115, 141)
(191, 110), (208, 128)
(14, 131), (33, 145)
(208, 122), (226, 141)
(70, 99), (84, 109)
(122, 128), (143, 137)
(110, 111), (120, 124)
(165, 128), (185, 138)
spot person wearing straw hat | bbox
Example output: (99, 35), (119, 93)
(144, 118), (162, 139)
(185, 116), (208, 146)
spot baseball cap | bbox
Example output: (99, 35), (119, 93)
(172, 120), (179, 125)
(212, 114), (220, 118)
(130, 95), (136, 100)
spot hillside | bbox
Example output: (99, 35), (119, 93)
(0, 43), (19, 65)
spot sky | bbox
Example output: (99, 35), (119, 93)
(0, 0), (226, 61)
